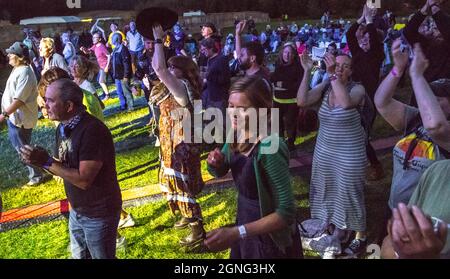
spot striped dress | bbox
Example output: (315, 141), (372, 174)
(310, 84), (367, 232)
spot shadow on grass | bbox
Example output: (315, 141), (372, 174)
(109, 115), (150, 132)
(117, 160), (160, 183)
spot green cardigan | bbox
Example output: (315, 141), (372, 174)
(207, 135), (296, 252)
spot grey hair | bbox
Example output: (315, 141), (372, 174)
(50, 78), (84, 108)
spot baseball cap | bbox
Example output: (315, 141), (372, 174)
(5, 42), (29, 58)
(201, 22), (217, 34)
(429, 79), (450, 98)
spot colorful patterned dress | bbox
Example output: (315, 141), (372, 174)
(154, 80), (204, 220)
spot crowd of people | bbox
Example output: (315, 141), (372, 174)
(0, 0), (449, 260)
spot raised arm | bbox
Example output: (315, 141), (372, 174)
(297, 51), (325, 107)
(409, 43), (450, 151)
(365, 8), (385, 59)
(235, 20), (246, 60)
(151, 25), (188, 107)
(347, 5), (366, 55)
(324, 53), (364, 109)
(374, 39), (408, 131)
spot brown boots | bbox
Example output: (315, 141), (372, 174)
(174, 217), (190, 230)
(179, 220), (206, 247)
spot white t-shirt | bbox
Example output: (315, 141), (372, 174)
(1, 65), (39, 129)
(79, 80), (97, 95)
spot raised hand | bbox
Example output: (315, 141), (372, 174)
(300, 51), (314, 71)
(152, 24), (165, 40)
(323, 53), (336, 75)
(391, 39), (410, 74)
(235, 20), (247, 36)
(409, 43), (429, 78)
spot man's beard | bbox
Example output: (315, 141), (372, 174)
(239, 60), (251, 71)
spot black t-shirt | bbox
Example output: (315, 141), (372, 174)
(55, 113), (122, 218)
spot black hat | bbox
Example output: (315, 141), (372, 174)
(201, 22), (217, 34)
(430, 79), (450, 98)
(136, 7), (178, 40)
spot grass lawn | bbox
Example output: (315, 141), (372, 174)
(0, 176), (318, 259)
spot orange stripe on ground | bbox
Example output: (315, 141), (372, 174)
(0, 135), (399, 225)
(0, 177), (229, 224)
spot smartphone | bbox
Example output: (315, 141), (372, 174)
(399, 32), (414, 61)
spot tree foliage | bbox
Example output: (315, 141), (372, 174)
(1, 0), (449, 23)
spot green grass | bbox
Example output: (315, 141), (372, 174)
(0, 176), (317, 259)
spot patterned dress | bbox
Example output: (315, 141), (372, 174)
(309, 84), (367, 232)
(156, 81), (204, 220)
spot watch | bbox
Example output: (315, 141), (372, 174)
(1, 111), (9, 119)
(238, 225), (247, 239)
(43, 156), (54, 170)
(155, 38), (163, 44)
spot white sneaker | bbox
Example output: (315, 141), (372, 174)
(116, 236), (126, 249)
(118, 214), (135, 229)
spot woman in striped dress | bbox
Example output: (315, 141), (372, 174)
(297, 52), (368, 256)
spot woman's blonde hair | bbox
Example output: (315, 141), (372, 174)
(40, 38), (55, 54)
(70, 55), (99, 81)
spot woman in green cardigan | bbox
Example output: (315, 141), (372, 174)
(205, 76), (303, 259)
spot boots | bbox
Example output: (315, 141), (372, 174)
(179, 220), (206, 247)
(174, 217), (190, 230)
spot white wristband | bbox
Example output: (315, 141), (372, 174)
(238, 225), (247, 239)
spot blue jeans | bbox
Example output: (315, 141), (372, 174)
(69, 209), (121, 259)
(7, 120), (43, 182)
(115, 79), (134, 110)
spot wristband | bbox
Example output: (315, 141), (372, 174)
(43, 157), (54, 170)
(329, 74), (338, 82)
(238, 225), (247, 239)
(391, 68), (403, 77)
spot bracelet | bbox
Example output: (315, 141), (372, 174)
(43, 157), (54, 170)
(238, 225), (247, 239)
(391, 68), (403, 77)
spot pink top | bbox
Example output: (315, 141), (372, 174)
(89, 43), (109, 69)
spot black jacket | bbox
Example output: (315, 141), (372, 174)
(347, 22), (385, 100)
(403, 10), (450, 83)
(109, 45), (132, 80)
